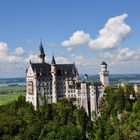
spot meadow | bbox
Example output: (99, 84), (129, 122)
(0, 85), (26, 105)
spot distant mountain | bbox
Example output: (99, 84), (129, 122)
(1, 74), (140, 85)
(0, 78), (26, 84)
(84, 74), (140, 83)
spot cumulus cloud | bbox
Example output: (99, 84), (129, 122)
(54, 54), (99, 74)
(100, 47), (140, 64)
(0, 41), (28, 77)
(66, 47), (73, 51)
(61, 30), (91, 47)
(47, 41), (56, 48)
(89, 13), (131, 49)
(99, 47), (140, 73)
(117, 48), (135, 60)
(0, 42), (8, 59)
(15, 47), (25, 55)
(61, 14), (131, 50)
(27, 53), (38, 63)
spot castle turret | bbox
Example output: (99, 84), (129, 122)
(51, 55), (56, 65)
(38, 42), (45, 63)
(99, 61), (109, 87)
(84, 74), (88, 81)
(51, 55), (57, 103)
(81, 82), (89, 115)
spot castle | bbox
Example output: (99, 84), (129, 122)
(26, 42), (109, 117)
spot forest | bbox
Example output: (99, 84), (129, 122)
(0, 84), (140, 140)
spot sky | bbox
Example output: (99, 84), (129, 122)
(0, 0), (140, 77)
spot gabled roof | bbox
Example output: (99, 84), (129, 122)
(31, 63), (51, 76)
(29, 63), (77, 77)
(56, 64), (76, 76)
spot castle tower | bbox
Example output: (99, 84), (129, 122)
(26, 61), (38, 110)
(99, 61), (109, 87)
(38, 42), (45, 63)
(84, 74), (88, 81)
(81, 82), (89, 115)
(51, 55), (57, 103)
(90, 85), (98, 120)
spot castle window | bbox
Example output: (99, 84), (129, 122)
(57, 70), (61, 75)
(27, 81), (34, 94)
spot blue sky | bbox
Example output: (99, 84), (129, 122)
(0, 0), (140, 77)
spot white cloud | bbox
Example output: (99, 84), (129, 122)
(117, 48), (135, 60)
(0, 42), (8, 60)
(55, 56), (69, 64)
(66, 47), (72, 51)
(47, 41), (56, 48)
(61, 14), (131, 51)
(61, 30), (91, 47)
(100, 47), (140, 65)
(54, 54), (99, 74)
(0, 41), (28, 77)
(99, 47), (140, 73)
(15, 47), (25, 55)
(27, 53), (38, 63)
(89, 13), (131, 49)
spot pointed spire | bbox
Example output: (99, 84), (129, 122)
(76, 68), (79, 76)
(38, 41), (45, 63)
(29, 59), (32, 64)
(51, 54), (56, 65)
(39, 41), (44, 55)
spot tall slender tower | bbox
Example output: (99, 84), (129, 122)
(38, 42), (45, 63)
(51, 55), (57, 103)
(99, 61), (109, 87)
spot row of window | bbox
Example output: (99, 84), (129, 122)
(37, 77), (75, 82)
(68, 94), (76, 98)
(68, 90), (75, 93)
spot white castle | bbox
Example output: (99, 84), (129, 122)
(26, 42), (109, 117)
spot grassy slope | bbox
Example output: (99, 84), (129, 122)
(0, 93), (26, 105)
(0, 86), (26, 105)
(0, 85), (25, 92)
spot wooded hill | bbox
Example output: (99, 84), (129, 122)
(0, 84), (140, 140)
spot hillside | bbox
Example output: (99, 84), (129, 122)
(0, 84), (140, 139)
(0, 78), (25, 84)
